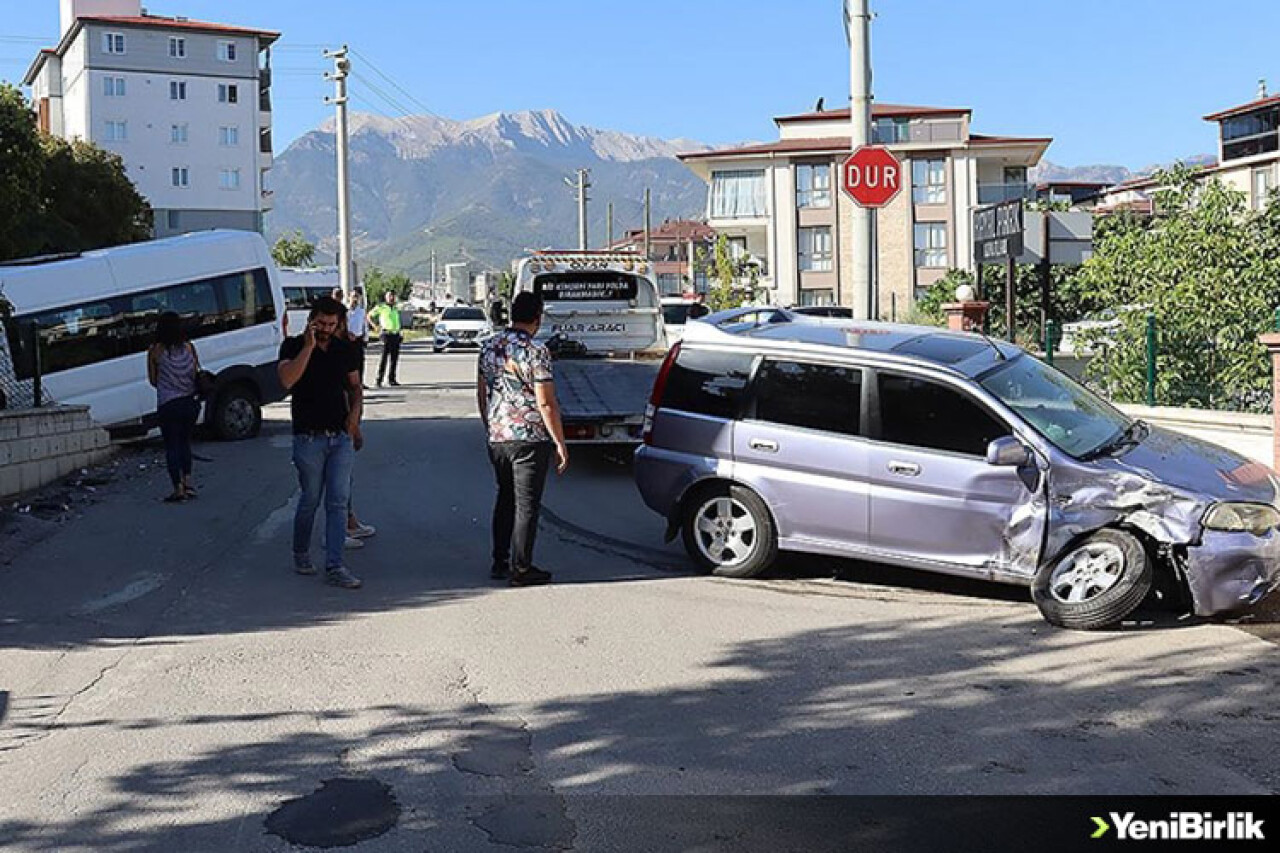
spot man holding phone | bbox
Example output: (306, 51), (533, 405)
(278, 296), (365, 589)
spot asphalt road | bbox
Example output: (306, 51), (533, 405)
(1, 341), (1278, 852)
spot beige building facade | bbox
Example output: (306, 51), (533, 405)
(679, 104), (1050, 316)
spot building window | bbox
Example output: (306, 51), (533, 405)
(710, 170), (767, 219)
(798, 226), (833, 272)
(656, 273), (683, 296)
(1253, 166), (1275, 210)
(218, 84), (239, 104)
(103, 76), (126, 97)
(914, 222), (948, 268)
(172, 167), (190, 188)
(219, 126), (240, 146)
(104, 120), (127, 142)
(218, 41), (238, 62)
(912, 158), (946, 204)
(169, 37), (186, 58)
(796, 164), (832, 209)
(170, 81), (187, 100)
(872, 117), (910, 144)
(170, 123), (189, 144)
(103, 32), (125, 54)
(1222, 108), (1280, 162)
(219, 169), (241, 190)
(799, 288), (835, 307)
(727, 236), (748, 261)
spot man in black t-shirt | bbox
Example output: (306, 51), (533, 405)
(278, 296), (365, 589)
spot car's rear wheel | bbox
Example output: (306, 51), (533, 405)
(1032, 529), (1152, 630)
(682, 484), (777, 579)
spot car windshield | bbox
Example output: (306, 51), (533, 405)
(442, 308), (485, 320)
(663, 304), (693, 326)
(978, 354), (1131, 458)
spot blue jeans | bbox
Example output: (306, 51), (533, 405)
(157, 395), (199, 489)
(292, 434), (355, 570)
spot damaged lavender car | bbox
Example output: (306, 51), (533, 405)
(634, 310), (1280, 630)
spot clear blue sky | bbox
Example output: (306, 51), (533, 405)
(3, 0), (1276, 168)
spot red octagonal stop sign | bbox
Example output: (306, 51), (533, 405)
(841, 145), (903, 208)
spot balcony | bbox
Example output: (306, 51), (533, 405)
(977, 182), (1034, 205)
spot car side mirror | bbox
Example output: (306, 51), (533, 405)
(986, 436), (1032, 467)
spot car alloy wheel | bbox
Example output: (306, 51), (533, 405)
(693, 495), (758, 569)
(1047, 542), (1125, 604)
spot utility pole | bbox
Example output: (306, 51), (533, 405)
(324, 45), (353, 296)
(565, 168), (591, 250)
(430, 248), (437, 298)
(607, 201), (615, 247)
(846, 0), (874, 318)
(643, 187), (652, 261)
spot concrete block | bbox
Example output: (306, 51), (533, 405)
(45, 434), (66, 458)
(0, 443), (9, 468)
(18, 461), (43, 494)
(16, 417), (40, 439)
(64, 432), (83, 454)
(91, 431), (111, 450)
(6, 440), (29, 465)
(0, 464), (20, 498)
(0, 420), (18, 441)
(38, 457), (61, 487)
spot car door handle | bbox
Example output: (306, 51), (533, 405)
(887, 461), (921, 477)
(749, 438), (779, 454)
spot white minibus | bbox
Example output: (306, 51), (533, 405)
(0, 230), (287, 440)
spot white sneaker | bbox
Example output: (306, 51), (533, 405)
(344, 536), (365, 550)
(348, 522), (377, 539)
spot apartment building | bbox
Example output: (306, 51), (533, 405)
(607, 219), (718, 296)
(1097, 82), (1280, 215)
(679, 103), (1050, 314)
(24, 0), (279, 238)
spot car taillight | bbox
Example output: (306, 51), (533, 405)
(642, 342), (681, 445)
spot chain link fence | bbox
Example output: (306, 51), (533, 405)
(0, 300), (46, 413)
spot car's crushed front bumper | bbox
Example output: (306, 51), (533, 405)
(1185, 528), (1280, 616)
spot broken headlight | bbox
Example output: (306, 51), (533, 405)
(1202, 502), (1280, 535)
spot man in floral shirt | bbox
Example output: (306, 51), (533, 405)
(477, 292), (569, 586)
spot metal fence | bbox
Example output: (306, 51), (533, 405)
(1042, 314), (1273, 414)
(0, 319), (45, 413)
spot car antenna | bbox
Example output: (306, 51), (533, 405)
(975, 328), (1007, 361)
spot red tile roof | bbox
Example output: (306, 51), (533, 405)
(679, 137), (853, 161)
(680, 132), (1052, 162)
(80, 15), (279, 41)
(775, 103), (971, 123)
(1203, 94), (1280, 122)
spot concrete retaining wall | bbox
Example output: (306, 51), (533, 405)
(0, 406), (114, 499)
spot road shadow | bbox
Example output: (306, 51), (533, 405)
(2, 615), (1278, 851)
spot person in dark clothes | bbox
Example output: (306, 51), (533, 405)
(476, 292), (569, 587)
(278, 296), (364, 589)
(146, 312), (202, 503)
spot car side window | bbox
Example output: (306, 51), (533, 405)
(662, 348), (754, 419)
(877, 372), (1008, 456)
(753, 360), (861, 436)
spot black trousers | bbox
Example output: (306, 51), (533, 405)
(378, 332), (402, 383)
(488, 441), (554, 572)
(352, 337), (367, 382)
(157, 395), (199, 488)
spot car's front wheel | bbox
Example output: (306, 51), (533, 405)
(681, 484), (777, 579)
(1032, 529), (1152, 630)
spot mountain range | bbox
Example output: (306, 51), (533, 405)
(265, 109), (712, 277)
(266, 107), (1217, 278)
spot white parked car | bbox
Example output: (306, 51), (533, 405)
(661, 296), (708, 349)
(433, 306), (493, 353)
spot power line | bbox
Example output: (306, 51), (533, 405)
(349, 48), (439, 119)
(350, 71), (420, 121)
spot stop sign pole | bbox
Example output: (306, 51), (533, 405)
(846, 0), (874, 319)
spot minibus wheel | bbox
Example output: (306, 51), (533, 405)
(212, 383), (262, 441)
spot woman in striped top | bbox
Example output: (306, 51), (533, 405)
(146, 312), (202, 503)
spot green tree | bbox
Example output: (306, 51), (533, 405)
(0, 84), (52, 260)
(497, 270), (515, 300)
(362, 266), (413, 304)
(271, 230), (316, 268)
(1074, 166), (1280, 411)
(0, 84), (150, 261)
(38, 136), (151, 253)
(706, 233), (750, 311)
